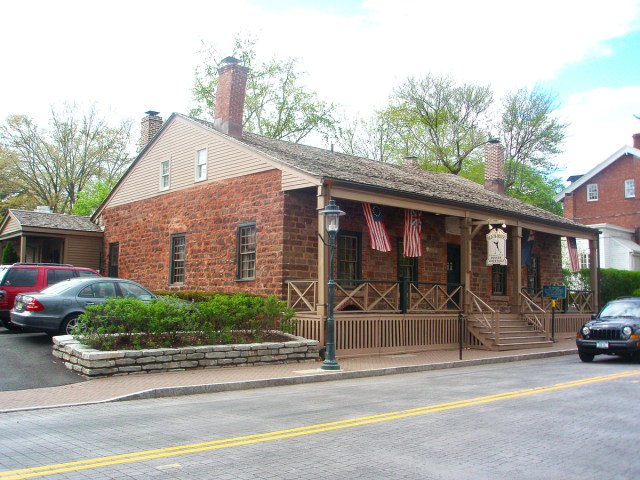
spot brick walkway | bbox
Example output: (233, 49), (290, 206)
(0, 339), (577, 413)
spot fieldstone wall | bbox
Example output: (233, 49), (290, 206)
(52, 334), (319, 378)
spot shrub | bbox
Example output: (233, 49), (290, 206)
(75, 293), (296, 351)
(600, 269), (640, 304)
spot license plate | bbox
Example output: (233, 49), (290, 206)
(596, 341), (609, 349)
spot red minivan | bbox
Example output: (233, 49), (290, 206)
(0, 263), (100, 330)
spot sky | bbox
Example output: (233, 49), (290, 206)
(1, 0), (639, 181)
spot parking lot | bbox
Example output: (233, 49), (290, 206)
(0, 327), (84, 391)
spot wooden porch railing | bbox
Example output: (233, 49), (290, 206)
(286, 279), (463, 314)
(520, 291), (549, 340)
(466, 290), (500, 345)
(521, 288), (595, 313)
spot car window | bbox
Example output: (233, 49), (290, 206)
(1, 269), (38, 287)
(118, 282), (154, 300)
(600, 302), (640, 318)
(79, 281), (118, 299)
(41, 281), (77, 295)
(76, 270), (100, 278)
(47, 269), (75, 286)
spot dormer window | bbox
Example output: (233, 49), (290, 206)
(587, 183), (598, 202)
(195, 148), (208, 181)
(625, 179), (635, 198)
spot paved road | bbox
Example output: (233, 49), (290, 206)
(0, 327), (84, 391)
(1, 355), (638, 479)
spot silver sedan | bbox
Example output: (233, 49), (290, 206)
(10, 277), (155, 336)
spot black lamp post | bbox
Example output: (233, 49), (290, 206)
(319, 199), (345, 371)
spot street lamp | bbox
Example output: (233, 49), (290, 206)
(319, 199), (345, 370)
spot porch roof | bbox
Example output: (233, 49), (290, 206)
(187, 115), (594, 233)
(3, 209), (103, 234)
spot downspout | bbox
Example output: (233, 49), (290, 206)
(316, 184), (329, 345)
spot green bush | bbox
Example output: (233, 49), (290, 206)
(600, 269), (640, 304)
(75, 293), (296, 351)
(2, 242), (18, 264)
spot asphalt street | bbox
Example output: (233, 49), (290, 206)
(0, 327), (84, 391)
(1, 355), (638, 479)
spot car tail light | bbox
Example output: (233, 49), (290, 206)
(23, 297), (44, 312)
(0, 289), (7, 306)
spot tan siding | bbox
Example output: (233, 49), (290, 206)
(108, 117), (293, 208)
(65, 236), (103, 271)
(282, 171), (316, 191)
(3, 215), (21, 236)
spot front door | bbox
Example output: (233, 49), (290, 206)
(447, 243), (461, 308)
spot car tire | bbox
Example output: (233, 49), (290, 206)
(60, 315), (80, 336)
(578, 351), (594, 363)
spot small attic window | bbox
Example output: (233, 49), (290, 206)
(587, 183), (598, 202)
(625, 179), (635, 198)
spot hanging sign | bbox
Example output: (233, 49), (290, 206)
(486, 228), (508, 265)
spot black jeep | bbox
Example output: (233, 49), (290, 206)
(576, 297), (640, 362)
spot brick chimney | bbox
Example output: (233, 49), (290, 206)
(214, 57), (249, 138)
(633, 133), (640, 149)
(484, 138), (505, 194)
(140, 110), (163, 149)
(404, 156), (420, 169)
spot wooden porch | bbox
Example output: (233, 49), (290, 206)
(287, 280), (593, 356)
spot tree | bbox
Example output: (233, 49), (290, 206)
(192, 36), (337, 143)
(0, 146), (37, 217)
(2, 242), (18, 264)
(390, 74), (493, 174)
(70, 179), (113, 216)
(0, 105), (132, 213)
(500, 86), (568, 193)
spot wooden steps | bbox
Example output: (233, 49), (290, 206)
(467, 314), (553, 351)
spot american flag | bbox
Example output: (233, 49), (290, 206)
(362, 203), (391, 252)
(567, 237), (580, 272)
(403, 209), (422, 257)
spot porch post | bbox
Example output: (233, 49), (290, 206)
(512, 226), (522, 313)
(316, 185), (328, 320)
(19, 234), (26, 262)
(589, 233), (600, 312)
(461, 217), (472, 312)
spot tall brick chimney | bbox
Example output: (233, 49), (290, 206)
(214, 57), (249, 138)
(484, 138), (505, 194)
(633, 133), (640, 149)
(140, 110), (163, 149)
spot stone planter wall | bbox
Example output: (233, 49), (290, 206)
(52, 334), (319, 378)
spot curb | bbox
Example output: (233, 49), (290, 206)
(110, 348), (578, 402)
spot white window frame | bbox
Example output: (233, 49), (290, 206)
(160, 159), (170, 190)
(625, 179), (635, 198)
(587, 183), (598, 202)
(195, 148), (208, 182)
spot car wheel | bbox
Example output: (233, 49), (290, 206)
(60, 315), (80, 335)
(578, 351), (594, 363)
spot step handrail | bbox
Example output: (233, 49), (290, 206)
(466, 290), (496, 330)
(520, 291), (548, 335)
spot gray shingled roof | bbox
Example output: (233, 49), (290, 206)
(185, 115), (591, 232)
(10, 210), (103, 233)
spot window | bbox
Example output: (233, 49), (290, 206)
(397, 239), (418, 282)
(587, 183), (598, 201)
(337, 232), (361, 287)
(237, 224), (256, 280)
(160, 160), (170, 190)
(579, 251), (590, 270)
(625, 179), (635, 198)
(491, 264), (507, 296)
(527, 256), (540, 291)
(46, 269), (74, 286)
(108, 243), (119, 277)
(170, 234), (186, 285)
(1, 269), (37, 287)
(195, 148), (207, 181)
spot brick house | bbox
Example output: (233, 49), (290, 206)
(555, 134), (640, 271)
(93, 58), (598, 355)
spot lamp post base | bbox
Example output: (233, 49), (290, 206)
(320, 359), (341, 371)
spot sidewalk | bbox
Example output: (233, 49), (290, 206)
(0, 339), (577, 413)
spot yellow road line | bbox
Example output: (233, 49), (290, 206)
(1, 370), (638, 479)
